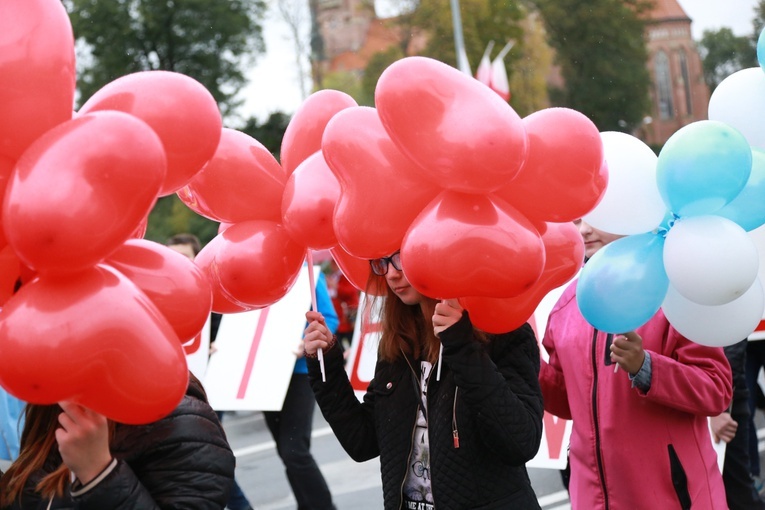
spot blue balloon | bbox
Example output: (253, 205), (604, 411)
(717, 148), (765, 231)
(656, 121), (751, 217)
(758, 27), (765, 71)
(577, 233), (668, 333)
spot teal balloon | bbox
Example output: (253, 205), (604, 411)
(656, 121), (751, 217)
(758, 27), (765, 71)
(577, 233), (668, 333)
(717, 149), (765, 231)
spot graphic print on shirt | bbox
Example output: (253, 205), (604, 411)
(403, 361), (435, 510)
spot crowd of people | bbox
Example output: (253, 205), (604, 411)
(0, 222), (761, 509)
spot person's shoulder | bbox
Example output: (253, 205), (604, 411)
(549, 280), (578, 316)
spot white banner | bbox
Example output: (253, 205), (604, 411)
(203, 266), (319, 411)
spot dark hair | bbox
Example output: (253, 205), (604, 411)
(166, 233), (202, 255)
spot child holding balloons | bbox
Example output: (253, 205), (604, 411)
(539, 219), (732, 510)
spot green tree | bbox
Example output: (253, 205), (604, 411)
(63, 0), (266, 117)
(752, 0), (765, 38)
(361, 46), (406, 104)
(408, 0), (526, 76)
(320, 70), (370, 106)
(145, 196), (219, 246)
(531, 0), (652, 132)
(239, 112), (292, 158)
(508, 11), (555, 117)
(699, 28), (756, 91)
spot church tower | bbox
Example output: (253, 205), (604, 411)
(642, 0), (710, 145)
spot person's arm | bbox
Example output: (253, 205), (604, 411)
(634, 324), (732, 416)
(72, 392), (235, 509)
(304, 311), (380, 462)
(438, 310), (544, 465)
(710, 412), (737, 443)
(55, 402), (113, 486)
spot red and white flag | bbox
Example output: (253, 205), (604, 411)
(475, 40), (494, 87)
(489, 41), (514, 101)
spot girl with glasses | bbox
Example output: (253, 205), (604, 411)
(302, 250), (544, 509)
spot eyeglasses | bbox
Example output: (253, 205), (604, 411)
(369, 251), (402, 276)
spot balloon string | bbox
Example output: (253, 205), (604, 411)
(436, 343), (443, 381)
(306, 251), (325, 382)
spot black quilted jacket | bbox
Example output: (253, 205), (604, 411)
(308, 313), (544, 509)
(3, 378), (235, 510)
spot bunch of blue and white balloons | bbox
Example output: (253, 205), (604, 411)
(577, 28), (765, 347)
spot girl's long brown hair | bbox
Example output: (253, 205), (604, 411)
(367, 274), (441, 363)
(0, 404), (70, 505)
(0, 372), (200, 505)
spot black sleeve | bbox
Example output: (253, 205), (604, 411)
(307, 345), (381, 462)
(438, 313), (544, 464)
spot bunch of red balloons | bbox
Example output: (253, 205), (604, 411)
(185, 56), (608, 335)
(178, 89), (381, 314)
(0, 0), (222, 423)
(322, 57), (607, 333)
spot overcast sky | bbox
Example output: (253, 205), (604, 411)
(240, 0), (760, 121)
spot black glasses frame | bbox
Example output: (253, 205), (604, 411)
(369, 251), (402, 276)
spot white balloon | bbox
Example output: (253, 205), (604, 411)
(709, 67), (765, 151)
(662, 280), (764, 347)
(664, 215), (759, 305)
(582, 131), (666, 235)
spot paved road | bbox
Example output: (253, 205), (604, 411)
(223, 407), (765, 510)
(223, 408), (567, 510)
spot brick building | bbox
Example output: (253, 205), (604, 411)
(642, 0), (710, 146)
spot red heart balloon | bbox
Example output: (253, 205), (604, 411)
(376, 57), (527, 194)
(461, 221), (584, 333)
(0, 265), (188, 424)
(281, 89), (358, 176)
(105, 239), (213, 343)
(0, 0), (75, 161)
(282, 151), (340, 249)
(402, 191), (544, 299)
(80, 70), (221, 195)
(323, 107), (441, 258)
(3, 112), (166, 274)
(213, 221), (307, 308)
(195, 236), (255, 314)
(178, 128), (287, 223)
(496, 108), (606, 222)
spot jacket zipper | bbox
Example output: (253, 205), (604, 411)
(591, 328), (610, 510)
(452, 388), (459, 448)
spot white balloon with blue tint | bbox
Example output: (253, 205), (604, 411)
(656, 120), (751, 218)
(758, 27), (765, 71)
(577, 232), (668, 333)
(582, 131), (665, 236)
(662, 279), (764, 348)
(717, 149), (765, 231)
(709, 68), (765, 151)
(664, 215), (759, 306)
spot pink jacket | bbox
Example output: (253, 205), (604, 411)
(539, 282), (732, 510)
